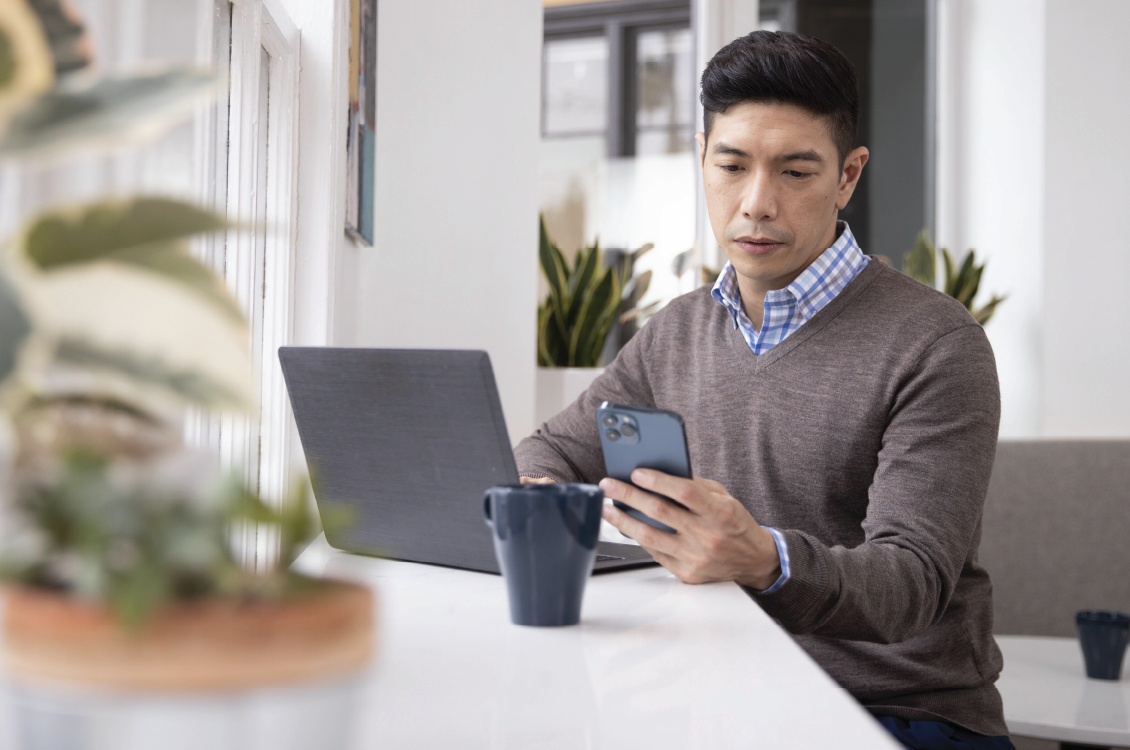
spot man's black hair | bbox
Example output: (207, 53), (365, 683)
(700, 30), (859, 166)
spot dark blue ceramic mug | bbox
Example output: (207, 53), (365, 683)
(1076, 610), (1130, 680)
(483, 483), (603, 627)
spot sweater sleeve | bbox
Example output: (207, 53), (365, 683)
(746, 323), (1001, 645)
(513, 320), (657, 484)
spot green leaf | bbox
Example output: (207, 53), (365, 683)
(551, 243), (570, 279)
(538, 215), (564, 295)
(24, 197), (227, 268)
(670, 248), (693, 278)
(0, 68), (217, 159)
(539, 302), (568, 367)
(536, 304), (553, 366)
(941, 248), (956, 297)
(0, 270), (30, 383)
(112, 241), (243, 322)
(951, 250), (976, 302)
(955, 263), (983, 308)
(565, 241), (600, 326)
(622, 269), (652, 311)
(631, 242), (654, 263)
(902, 228), (935, 286)
(108, 555), (169, 630)
(569, 268), (615, 367)
(55, 336), (246, 408)
(973, 294), (1007, 326)
(538, 216), (571, 347)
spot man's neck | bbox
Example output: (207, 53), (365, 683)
(738, 220), (840, 331)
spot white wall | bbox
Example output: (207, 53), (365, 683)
(936, 0), (1046, 438)
(343, 0), (543, 444)
(272, 0), (541, 444)
(938, 0), (1130, 438)
(1042, 0), (1130, 437)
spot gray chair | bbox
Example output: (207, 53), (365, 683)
(980, 440), (1130, 638)
(981, 441), (1130, 750)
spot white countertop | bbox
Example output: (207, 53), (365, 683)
(295, 536), (900, 749)
(997, 635), (1130, 747)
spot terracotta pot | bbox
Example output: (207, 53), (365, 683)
(2, 580), (374, 691)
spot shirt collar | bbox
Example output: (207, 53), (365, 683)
(710, 221), (865, 326)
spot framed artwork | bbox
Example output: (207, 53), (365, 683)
(346, 0), (376, 245)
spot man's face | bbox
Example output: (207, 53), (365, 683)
(697, 101), (867, 294)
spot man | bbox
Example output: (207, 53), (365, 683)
(515, 31), (1013, 750)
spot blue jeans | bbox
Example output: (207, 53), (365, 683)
(876, 716), (1016, 750)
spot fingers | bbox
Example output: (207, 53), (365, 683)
(629, 469), (708, 513)
(601, 501), (682, 557)
(598, 477), (690, 530)
(519, 476), (556, 485)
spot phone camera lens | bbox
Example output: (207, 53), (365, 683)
(620, 424), (636, 438)
(602, 415), (618, 428)
(605, 429), (621, 441)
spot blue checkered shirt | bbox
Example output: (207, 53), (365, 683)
(711, 221), (869, 593)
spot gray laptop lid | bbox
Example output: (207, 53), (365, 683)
(279, 347), (514, 572)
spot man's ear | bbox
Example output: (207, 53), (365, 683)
(696, 132), (707, 168)
(836, 146), (869, 210)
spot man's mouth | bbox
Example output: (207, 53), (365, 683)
(734, 236), (784, 256)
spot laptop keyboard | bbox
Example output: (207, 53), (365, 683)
(596, 554), (625, 562)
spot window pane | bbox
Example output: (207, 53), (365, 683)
(635, 28), (694, 132)
(543, 36), (609, 136)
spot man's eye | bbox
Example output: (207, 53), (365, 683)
(786, 170), (811, 178)
(720, 164), (741, 173)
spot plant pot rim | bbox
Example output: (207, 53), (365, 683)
(2, 578), (375, 692)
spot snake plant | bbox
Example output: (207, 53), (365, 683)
(537, 216), (623, 368)
(903, 229), (1006, 326)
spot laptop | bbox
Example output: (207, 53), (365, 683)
(278, 347), (656, 573)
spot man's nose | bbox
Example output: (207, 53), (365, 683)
(739, 170), (777, 222)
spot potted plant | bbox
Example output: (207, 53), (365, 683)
(0, 1), (373, 743)
(903, 229), (1007, 325)
(535, 216), (654, 424)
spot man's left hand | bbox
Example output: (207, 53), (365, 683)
(599, 469), (781, 589)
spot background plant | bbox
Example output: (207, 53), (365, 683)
(537, 215), (655, 368)
(903, 229), (1006, 326)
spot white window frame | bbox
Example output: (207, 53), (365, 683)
(191, 0), (300, 569)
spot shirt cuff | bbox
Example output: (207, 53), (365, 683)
(750, 526), (790, 594)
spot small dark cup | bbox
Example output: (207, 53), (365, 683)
(1076, 610), (1130, 680)
(483, 483), (603, 627)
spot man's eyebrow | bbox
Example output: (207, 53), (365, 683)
(780, 149), (824, 163)
(712, 142), (750, 158)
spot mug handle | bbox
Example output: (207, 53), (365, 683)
(483, 492), (493, 528)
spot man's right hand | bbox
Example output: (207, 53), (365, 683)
(519, 476), (556, 485)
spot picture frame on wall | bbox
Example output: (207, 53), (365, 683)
(346, 0), (376, 245)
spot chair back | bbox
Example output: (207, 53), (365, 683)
(980, 440), (1130, 637)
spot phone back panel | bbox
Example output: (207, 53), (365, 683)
(597, 403), (692, 482)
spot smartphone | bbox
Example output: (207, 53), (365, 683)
(596, 401), (693, 534)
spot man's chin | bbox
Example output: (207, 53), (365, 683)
(725, 251), (789, 279)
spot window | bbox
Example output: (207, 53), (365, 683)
(634, 27), (695, 156)
(539, 0), (697, 347)
(543, 0), (693, 158)
(190, 0), (299, 570)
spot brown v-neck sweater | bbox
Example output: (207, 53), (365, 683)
(514, 260), (1006, 735)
